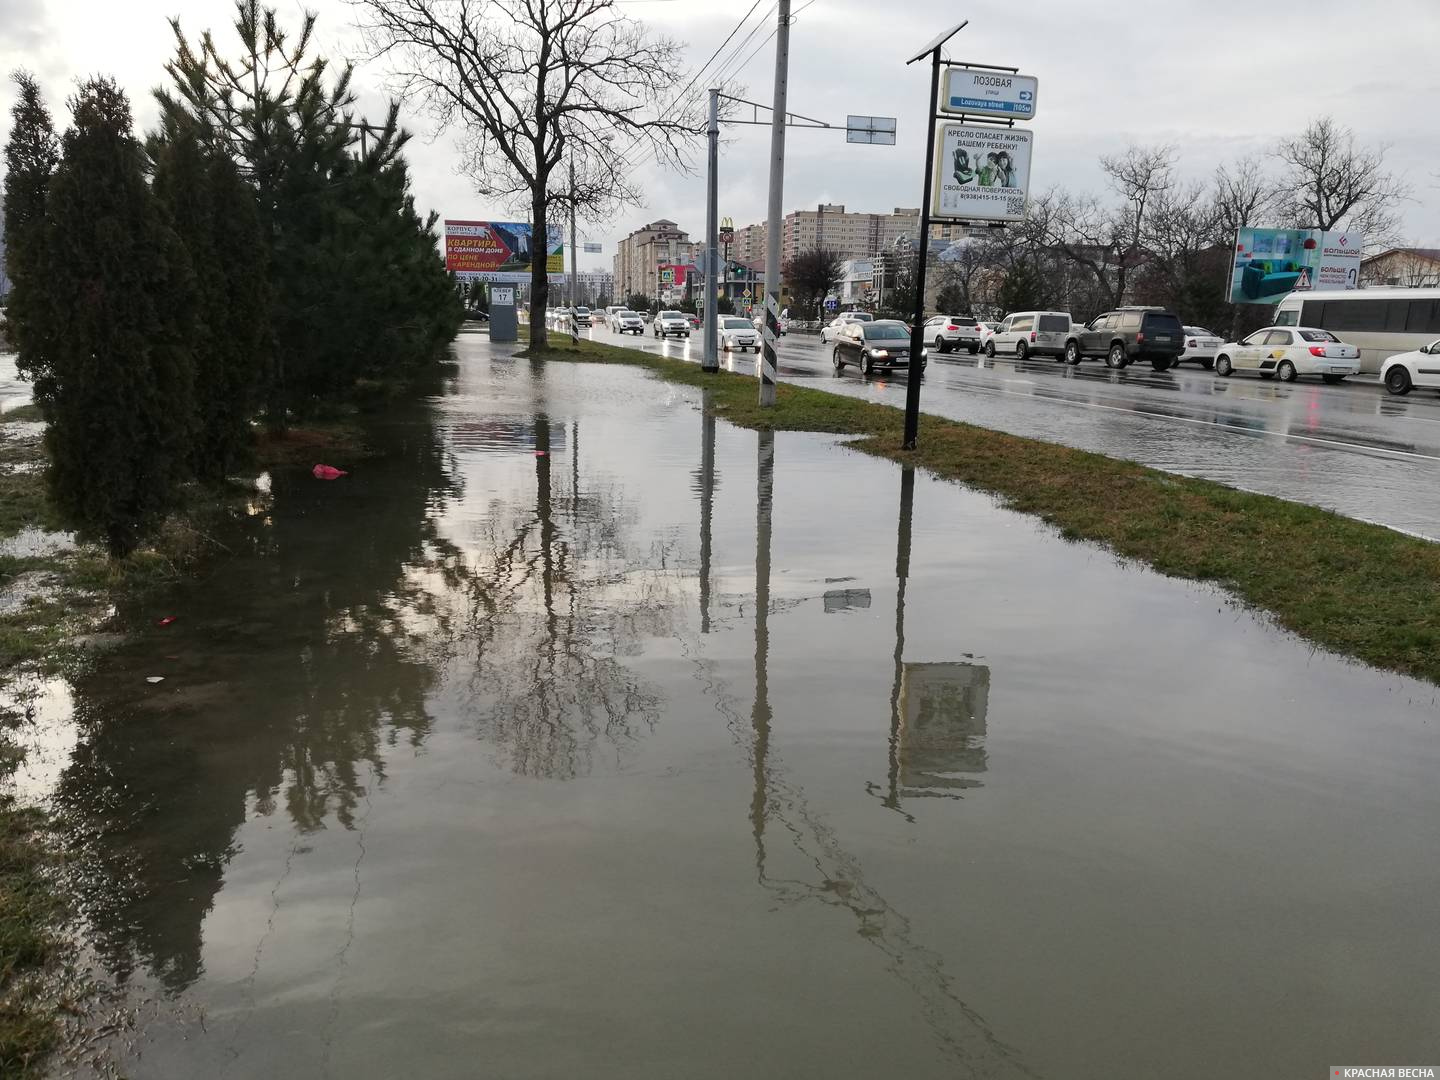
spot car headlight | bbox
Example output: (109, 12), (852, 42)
(872, 349), (889, 357)
(920, 347), (929, 357)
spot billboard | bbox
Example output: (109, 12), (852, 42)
(930, 124), (1033, 223)
(444, 220), (564, 282)
(1228, 228), (1364, 304)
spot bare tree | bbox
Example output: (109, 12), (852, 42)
(1276, 116), (1410, 244)
(351, 0), (704, 346)
(1209, 154), (1282, 246)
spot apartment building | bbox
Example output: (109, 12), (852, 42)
(729, 223), (767, 265)
(612, 219), (696, 300)
(778, 205), (922, 261)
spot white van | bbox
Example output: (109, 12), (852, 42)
(985, 311), (1072, 360)
(1273, 287), (1440, 374)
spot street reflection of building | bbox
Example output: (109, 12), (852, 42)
(898, 663), (990, 797)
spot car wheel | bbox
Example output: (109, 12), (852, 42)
(1064, 340), (1081, 365)
(984, 341), (995, 358)
(1150, 357), (1172, 372)
(934, 335), (947, 354)
(861, 353), (875, 378)
(832, 347), (844, 372)
(1322, 374), (1346, 385)
(1216, 355), (1233, 377)
(1016, 340), (1029, 360)
(1385, 366), (1413, 395)
(1277, 360), (1297, 383)
(1106, 343), (1127, 369)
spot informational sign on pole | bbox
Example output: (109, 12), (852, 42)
(930, 124), (1033, 223)
(582, 242), (602, 254)
(940, 69), (1037, 119)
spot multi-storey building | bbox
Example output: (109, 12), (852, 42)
(730, 223), (767, 265)
(612, 219), (696, 301)
(778, 205), (922, 261)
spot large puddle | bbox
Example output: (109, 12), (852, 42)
(14, 339), (1440, 1078)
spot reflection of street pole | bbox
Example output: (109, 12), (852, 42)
(882, 466), (916, 818)
(699, 392), (717, 633)
(751, 429), (775, 862)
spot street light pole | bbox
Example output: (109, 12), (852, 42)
(703, 88), (721, 373)
(759, 0), (791, 408)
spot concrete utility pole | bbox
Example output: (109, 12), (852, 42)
(703, 88), (721, 373)
(759, 0), (791, 408)
(568, 159), (579, 309)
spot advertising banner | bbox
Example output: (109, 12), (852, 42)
(1228, 228), (1364, 304)
(444, 220), (564, 282)
(930, 125), (1033, 223)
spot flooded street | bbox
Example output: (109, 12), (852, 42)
(14, 337), (1440, 1077)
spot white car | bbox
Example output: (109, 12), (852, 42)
(654, 310), (690, 338)
(753, 313), (788, 337)
(1214, 326), (1360, 383)
(819, 312), (873, 344)
(923, 314), (982, 355)
(612, 310), (644, 335)
(1380, 338), (1440, 395)
(717, 316), (760, 352)
(1176, 326), (1224, 369)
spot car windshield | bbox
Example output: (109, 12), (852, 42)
(950, 317), (978, 326)
(1142, 313), (1182, 332)
(575, 307), (590, 314)
(723, 318), (751, 329)
(849, 313), (874, 322)
(1184, 326), (1213, 336)
(864, 324), (910, 340)
(1299, 329), (1341, 343)
(617, 311), (634, 317)
(660, 311), (682, 319)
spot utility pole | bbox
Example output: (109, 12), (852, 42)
(568, 158), (579, 310)
(703, 88), (721, 373)
(902, 20), (969, 449)
(759, 0), (791, 408)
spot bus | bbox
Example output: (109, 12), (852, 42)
(1273, 287), (1440, 374)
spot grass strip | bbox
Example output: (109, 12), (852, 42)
(528, 335), (1440, 686)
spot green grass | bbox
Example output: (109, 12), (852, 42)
(0, 802), (62, 1080)
(530, 335), (1440, 686)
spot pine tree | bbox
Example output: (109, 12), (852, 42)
(152, 121), (267, 481)
(2, 71), (60, 406)
(44, 78), (196, 557)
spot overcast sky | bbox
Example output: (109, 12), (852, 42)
(5, 0), (1438, 273)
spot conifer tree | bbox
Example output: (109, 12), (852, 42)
(44, 78), (196, 556)
(152, 121), (267, 480)
(2, 71), (60, 406)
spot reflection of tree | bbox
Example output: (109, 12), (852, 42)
(688, 444), (1035, 1079)
(51, 401), (459, 991)
(433, 376), (683, 780)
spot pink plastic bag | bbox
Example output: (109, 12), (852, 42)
(312, 464), (348, 480)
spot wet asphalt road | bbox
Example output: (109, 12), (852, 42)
(591, 326), (1440, 539)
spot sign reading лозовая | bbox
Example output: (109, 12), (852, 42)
(931, 125), (1033, 223)
(941, 69), (1037, 119)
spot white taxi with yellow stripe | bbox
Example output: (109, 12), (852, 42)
(1214, 326), (1360, 384)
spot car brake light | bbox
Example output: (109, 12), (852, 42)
(1029, 331), (1037, 342)
(947, 324), (958, 331)
(1187, 339), (1197, 347)
(1136, 331), (1145, 343)
(1309, 346), (1326, 357)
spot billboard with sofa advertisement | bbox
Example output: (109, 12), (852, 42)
(444, 220), (565, 282)
(1228, 228), (1363, 304)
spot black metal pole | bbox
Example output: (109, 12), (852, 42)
(903, 48), (943, 451)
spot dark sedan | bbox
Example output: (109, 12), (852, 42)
(830, 320), (927, 377)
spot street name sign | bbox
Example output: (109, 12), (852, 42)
(582, 242), (602, 253)
(940, 70), (1037, 119)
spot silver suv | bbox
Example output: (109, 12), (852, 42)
(654, 311), (691, 339)
(924, 315), (983, 355)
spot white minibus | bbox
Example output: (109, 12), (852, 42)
(1272, 287), (1440, 374)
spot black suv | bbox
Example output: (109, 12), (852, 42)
(1063, 307), (1185, 371)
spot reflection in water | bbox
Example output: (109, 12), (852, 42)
(870, 468), (991, 816)
(695, 392), (718, 633)
(52, 404), (458, 990)
(441, 377), (678, 780)
(679, 436), (1036, 1079)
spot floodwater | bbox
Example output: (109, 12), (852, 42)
(14, 338), (1440, 1078)
(0, 350), (31, 412)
